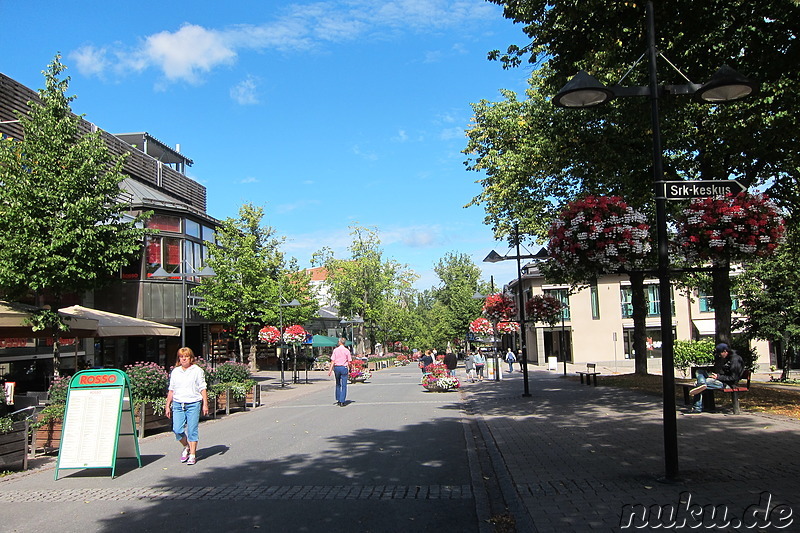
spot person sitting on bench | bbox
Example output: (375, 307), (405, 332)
(688, 343), (744, 413)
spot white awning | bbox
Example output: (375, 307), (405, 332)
(692, 318), (716, 336)
(0, 301), (99, 338)
(59, 305), (180, 337)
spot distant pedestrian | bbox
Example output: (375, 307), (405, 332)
(464, 352), (476, 383)
(444, 351), (458, 377)
(474, 351), (486, 381)
(329, 338), (353, 406)
(166, 347), (209, 466)
(505, 348), (516, 373)
(419, 349), (434, 373)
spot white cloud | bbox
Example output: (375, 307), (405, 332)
(239, 176), (259, 184)
(352, 144), (378, 160)
(70, 1), (499, 84)
(230, 76), (260, 105)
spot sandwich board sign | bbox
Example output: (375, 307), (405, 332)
(54, 369), (142, 480)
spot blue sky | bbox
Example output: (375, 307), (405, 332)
(1, 0), (535, 290)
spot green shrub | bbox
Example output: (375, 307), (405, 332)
(125, 361), (169, 401)
(47, 376), (70, 405)
(213, 361), (250, 384)
(673, 339), (715, 375)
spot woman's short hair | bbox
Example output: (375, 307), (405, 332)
(175, 346), (195, 366)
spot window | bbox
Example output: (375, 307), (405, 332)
(544, 289), (570, 321)
(145, 236), (181, 277)
(620, 284), (670, 318)
(146, 214), (181, 233)
(202, 225), (216, 245)
(698, 289), (739, 313)
(590, 284), (600, 320)
(185, 219), (201, 238)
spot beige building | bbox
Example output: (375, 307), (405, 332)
(509, 264), (771, 373)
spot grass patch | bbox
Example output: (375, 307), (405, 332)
(593, 373), (800, 419)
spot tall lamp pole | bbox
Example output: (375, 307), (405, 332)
(553, 0), (756, 481)
(484, 230), (547, 397)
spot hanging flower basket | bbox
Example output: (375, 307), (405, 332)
(482, 293), (516, 322)
(548, 195), (651, 279)
(469, 317), (494, 335)
(496, 321), (520, 334)
(675, 192), (784, 261)
(525, 295), (564, 327)
(282, 324), (307, 344)
(258, 325), (280, 344)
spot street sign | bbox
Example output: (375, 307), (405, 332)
(659, 180), (746, 200)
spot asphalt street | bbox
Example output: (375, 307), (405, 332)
(1, 365), (480, 533)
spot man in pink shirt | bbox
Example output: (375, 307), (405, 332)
(328, 337), (352, 406)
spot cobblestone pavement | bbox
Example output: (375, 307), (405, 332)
(462, 366), (800, 532)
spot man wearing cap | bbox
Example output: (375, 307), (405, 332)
(688, 343), (744, 413)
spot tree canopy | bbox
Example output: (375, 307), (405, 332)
(0, 55), (149, 304)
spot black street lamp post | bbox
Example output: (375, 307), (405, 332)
(273, 298), (301, 388)
(483, 225), (549, 397)
(553, 1), (756, 480)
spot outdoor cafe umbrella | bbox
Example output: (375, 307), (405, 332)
(311, 335), (352, 347)
(59, 305), (180, 337)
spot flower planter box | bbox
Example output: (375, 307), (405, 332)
(134, 402), (171, 439)
(35, 419), (62, 453)
(349, 375), (369, 384)
(0, 420), (28, 470)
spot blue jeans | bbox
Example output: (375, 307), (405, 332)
(693, 370), (724, 411)
(507, 362), (514, 372)
(334, 365), (349, 403)
(172, 400), (201, 442)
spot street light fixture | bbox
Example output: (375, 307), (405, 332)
(553, 0), (756, 481)
(339, 316), (364, 351)
(152, 263), (216, 347)
(483, 225), (547, 397)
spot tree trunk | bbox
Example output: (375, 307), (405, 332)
(630, 271), (649, 375)
(712, 258), (733, 347)
(238, 338), (245, 364)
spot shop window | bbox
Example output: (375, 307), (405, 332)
(185, 219), (201, 238)
(544, 288), (570, 320)
(146, 214), (181, 233)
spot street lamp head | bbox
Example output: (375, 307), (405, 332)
(282, 299), (301, 308)
(198, 265), (216, 277)
(553, 70), (615, 108)
(151, 266), (170, 278)
(472, 291), (485, 300)
(694, 65), (758, 103)
(483, 250), (506, 263)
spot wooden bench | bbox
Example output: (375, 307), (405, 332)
(678, 369), (751, 414)
(577, 363), (600, 386)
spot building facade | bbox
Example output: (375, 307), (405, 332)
(0, 73), (220, 390)
(507, 263), (771, 373)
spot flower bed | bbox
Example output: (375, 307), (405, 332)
(349, 360), (372, 383)
(421, 362), (460, 392)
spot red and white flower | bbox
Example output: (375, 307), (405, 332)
(258, 325), (280, 344)
(282, 324), (307, 344)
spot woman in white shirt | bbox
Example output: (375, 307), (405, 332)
(166, 347), (208, 465)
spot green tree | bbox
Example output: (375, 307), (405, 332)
(736, 234), (800, 380)
(0, 55), (149, 373)
(433, 252), (484, 348)
(468, 0), (800, 368)
(195, 203), (315, 370)
(313, 225), (417, 354)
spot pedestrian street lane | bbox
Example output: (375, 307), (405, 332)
(1, 364), (480, 533)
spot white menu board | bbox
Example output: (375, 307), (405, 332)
(58, 388), (122, 469)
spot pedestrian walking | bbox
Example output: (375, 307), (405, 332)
(166, 347), (209, 466)
(444, 351), (458, 377)
(464, 352), (476, 382)
(329, 337), (352, 406)
(419, 349), (434, 373)
(474, 351), (486, 381)
(505, 348), (516, 373)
